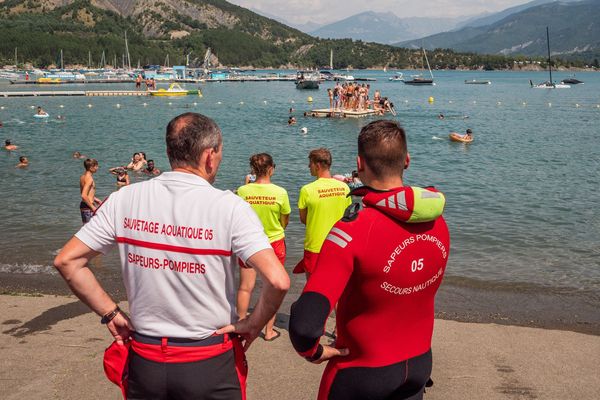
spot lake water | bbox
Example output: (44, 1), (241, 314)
(1, 70), (599, 308)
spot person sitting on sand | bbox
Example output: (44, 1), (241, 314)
(143, 159), (161, 176)
(4, 139), (18, 151)
(288, 116), (297, 125)
(72, 151), (86, 159)
(16, 156), (29, 168)
(109, 167), (130, 187)
(126, 152), (146, 171)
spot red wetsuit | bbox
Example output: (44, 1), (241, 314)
(290, 186), (450, 400)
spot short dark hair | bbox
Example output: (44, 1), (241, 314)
(358, 120), (407, 178)
(19, 156), (26, 162)
(249, 153), (274, 177)
(308, 148), (332, 169)
(84, 158), (98, 171)
(166, 113), (222, 169)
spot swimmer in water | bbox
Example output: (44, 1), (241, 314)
(16, 156), (29, 168)
(438, 113), (445, 119)
(80, 158), (101, 224)
(126, 152), (146, 171)
(464, 128), (473, 140)
(143, 159), (161, 176)
(4, 139), (18, 151)
(288, 116), (297, 125)
(72, 151), (86, 159)
(110, 167), (130, 187)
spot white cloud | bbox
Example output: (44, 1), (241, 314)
(228, 0), (527, 25)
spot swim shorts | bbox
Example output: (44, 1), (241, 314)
(238, 238), (286, 268)
(292, 250), (319, 274)
(80, 201), (93, 224)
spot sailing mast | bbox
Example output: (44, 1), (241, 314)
(60, 49), (64, 70)
(124, 31), (131, 71)
(330, 49), (333, 69)
(100, 51), (106, 69)
(546, 26), (553, 85)
(88, 51), (92, 69)
(423, 48), (434, 80)
(14, 47), (17, 67)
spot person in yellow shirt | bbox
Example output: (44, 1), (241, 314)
(294, 148), (352, 278)
(237, 153), (290, 341)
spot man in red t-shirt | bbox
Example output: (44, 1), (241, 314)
(289, 120), (450, 400)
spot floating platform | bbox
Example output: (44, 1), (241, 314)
(309, 108), (379, 118)
(10, 79), (134, 85)
(0, 90), (149, 97)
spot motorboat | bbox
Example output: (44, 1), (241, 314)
(389, 73), (404, 81)
(296, 71), (320, 89)
(560, 76), (584, 85)
(149, 83), (199, 96)
(465, 79), (491, 85)
(333, 74), (355, 81)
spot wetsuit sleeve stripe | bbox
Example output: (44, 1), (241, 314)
(289, 221), (356, 358)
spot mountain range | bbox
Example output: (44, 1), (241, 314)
(397, 0), (600, 59)
(309, 11), (472, 44)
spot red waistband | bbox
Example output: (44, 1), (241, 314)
(131, 334), (233, 363)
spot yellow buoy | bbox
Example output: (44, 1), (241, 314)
(428, 97), (434, 103)
(307, 96), (313, 103)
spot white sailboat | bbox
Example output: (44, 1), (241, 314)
(531, 27), (570, 89)
(404, 47), (434, 85)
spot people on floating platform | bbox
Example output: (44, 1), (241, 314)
(322, 83), (396, 115)
(16, 156), (29, 168)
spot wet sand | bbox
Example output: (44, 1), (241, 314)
(1, 294), (599, 400)
(2, 269), (599, 335)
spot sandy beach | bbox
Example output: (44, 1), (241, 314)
(1, 293), (598, 400)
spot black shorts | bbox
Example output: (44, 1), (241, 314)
(323, 350), (432, 400)
(127, 333), (247, 400)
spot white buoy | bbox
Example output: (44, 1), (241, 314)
(291, 100), (295, 104)
(263, 100), (267, 104)
(597, 104), (600, 108)
(116, 104), (121, 108)
(88, 104), (93, 108)
(300, 127), (308, 134)
(143, 103), (148, 107)
(472, 101), (477, 104)
(448, 100), (453, 104)
(240, 101), (244, 105)
(522, 102), (527, 106)
(217, 101), (222, 105)
(193, 102), (197, 106)
(497, 101), (502, 106)
(59, 105), (64, 108)
(30, 105), (35, 109)
(0, 106), (4, 110)
(548, 102), (552, 107)
(404, 100), (409, 103)
(575, 104), (580, 108)
(168, 102), (172, 106)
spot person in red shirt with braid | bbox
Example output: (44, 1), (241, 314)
(289, 120), (450, 400)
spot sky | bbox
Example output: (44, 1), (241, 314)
(227, 0), (528, 25)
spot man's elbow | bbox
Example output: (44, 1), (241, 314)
(269, 272), (290, 293)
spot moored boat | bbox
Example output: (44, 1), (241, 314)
(295, 71), (320, 89)
(465, 79), (491, 85)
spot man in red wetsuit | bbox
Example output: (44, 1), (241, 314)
(289, 120), (450, 400)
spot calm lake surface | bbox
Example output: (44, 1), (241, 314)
(1, 70), (599, 308)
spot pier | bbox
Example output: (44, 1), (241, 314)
(0, 90), (149, 97)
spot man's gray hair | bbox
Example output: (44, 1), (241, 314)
(166, 113), (222, 168)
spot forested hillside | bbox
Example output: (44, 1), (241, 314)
(0, 0), (591, 69)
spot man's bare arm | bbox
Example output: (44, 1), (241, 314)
(217, 248), (289, 350)
(54, 237), (134, 343)
(299, 208), (307, 225)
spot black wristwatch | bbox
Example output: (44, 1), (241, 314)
(305, 344), (324, 362)
(100, 305), (121, 324)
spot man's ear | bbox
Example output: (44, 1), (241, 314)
(404, 153), (410, 170)
(356, 155), (364, 172)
